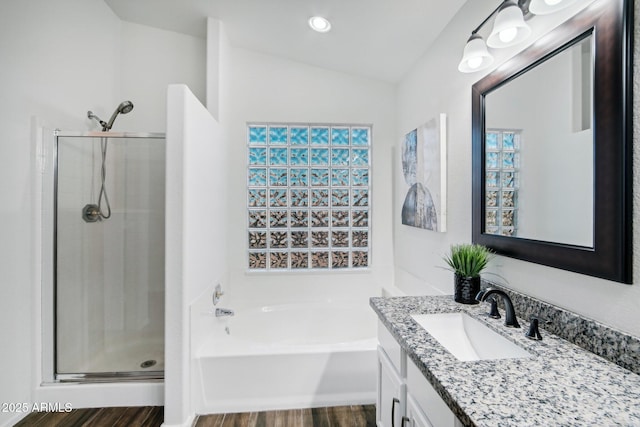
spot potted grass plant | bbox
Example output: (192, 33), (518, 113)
(442, 243), (494, 304)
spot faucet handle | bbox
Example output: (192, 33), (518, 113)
(213, 283), (224, 306)
(525, 314), (547, 340)
(487, 297), (501, 319)
(476, 289), (500, 319)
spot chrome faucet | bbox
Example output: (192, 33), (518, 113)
(476, 288), (520, 328)
(215, 308), (235, 317)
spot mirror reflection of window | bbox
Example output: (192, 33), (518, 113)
(485, 130), (521, 237)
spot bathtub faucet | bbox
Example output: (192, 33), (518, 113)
(215, 308), (235, 317)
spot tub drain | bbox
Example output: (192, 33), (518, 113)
(140, 360), (157, 369)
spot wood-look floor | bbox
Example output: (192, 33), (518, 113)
(13, 406), (163, 427)
(195, 405), (376, 427)
(14, 405), (376, 426)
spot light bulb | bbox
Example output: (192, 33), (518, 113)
(530, 0), (579, 14)
(308, 16), (331, 33)
(487, 1), (530, 48)
(499, 27), (518, 43)
(458, 34), (493, 73)
(467, 56), (483, 70)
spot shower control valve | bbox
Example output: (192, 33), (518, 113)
(213, 283), (224, 306)
(82, 204), (101, 223)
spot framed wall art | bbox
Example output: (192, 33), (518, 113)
(400, 114), (447, 232)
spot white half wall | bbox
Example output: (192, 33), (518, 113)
(164, 84), (224, 426)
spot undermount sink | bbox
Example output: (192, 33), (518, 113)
(411, 312), (531, 361)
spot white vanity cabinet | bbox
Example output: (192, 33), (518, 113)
(405, 394), (433, 427)
(377, 322), (463, 427)
(377, 321), (406, 427)
(377, 346), (405, 427)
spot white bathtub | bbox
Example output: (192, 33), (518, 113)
(191, 299), (378, 414)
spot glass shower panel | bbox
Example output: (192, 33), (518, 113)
(55, 134), (165, 378)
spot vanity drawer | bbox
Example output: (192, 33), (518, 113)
(378, 321), (404, 375)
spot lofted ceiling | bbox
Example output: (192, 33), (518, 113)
(105, 0), (468, 83)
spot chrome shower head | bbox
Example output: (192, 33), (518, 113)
(104, 100), (134, 131)
(118, 100), (134, 114)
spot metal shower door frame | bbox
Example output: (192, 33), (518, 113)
(51, 130), (165, 383)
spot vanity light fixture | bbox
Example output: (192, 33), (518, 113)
(458, 34), (494, 73)
(487, 1), (531, 48)
(308, 16), (332, 33)
(529, 0), (580, 15)
(458, 0), (585, 73)
(457, 0), (516, 73)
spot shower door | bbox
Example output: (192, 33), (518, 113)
(54, 132), (165, 380)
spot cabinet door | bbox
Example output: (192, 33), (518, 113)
(407, 359), (461, 427)
(377, 347), (405, 427)
(404, 394), (433, 427)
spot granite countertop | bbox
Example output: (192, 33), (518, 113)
(370, 295), (640, 427)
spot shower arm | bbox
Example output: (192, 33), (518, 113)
(87, 111), (108, 130)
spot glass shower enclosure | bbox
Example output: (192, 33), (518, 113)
(54, 131), (165, 381)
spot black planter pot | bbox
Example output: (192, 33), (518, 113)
(454, 273), (481, 304)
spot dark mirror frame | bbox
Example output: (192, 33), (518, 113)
(472, 0), (633, 283)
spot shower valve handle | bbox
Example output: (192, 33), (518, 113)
(213, 284), (224, 306)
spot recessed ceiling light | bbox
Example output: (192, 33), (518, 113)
(308, 16), (331, 33)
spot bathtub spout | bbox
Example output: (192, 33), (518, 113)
(215, 308), (234, 317)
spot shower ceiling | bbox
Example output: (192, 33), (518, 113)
(104, 0), (468, 83)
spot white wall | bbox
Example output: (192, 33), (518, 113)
(0, 2), (120, 425)
(164, 84), (222, 427)
(219, 46), (396, 303)
(0, 1), (205, 425)
(395, 0), (640, 337)
(119, 22), (206, 132)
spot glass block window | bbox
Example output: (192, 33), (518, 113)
(485, 129), (520, 237)
(247, 123), (371, 270)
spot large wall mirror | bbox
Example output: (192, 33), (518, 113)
(472, 0), (632, 283)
